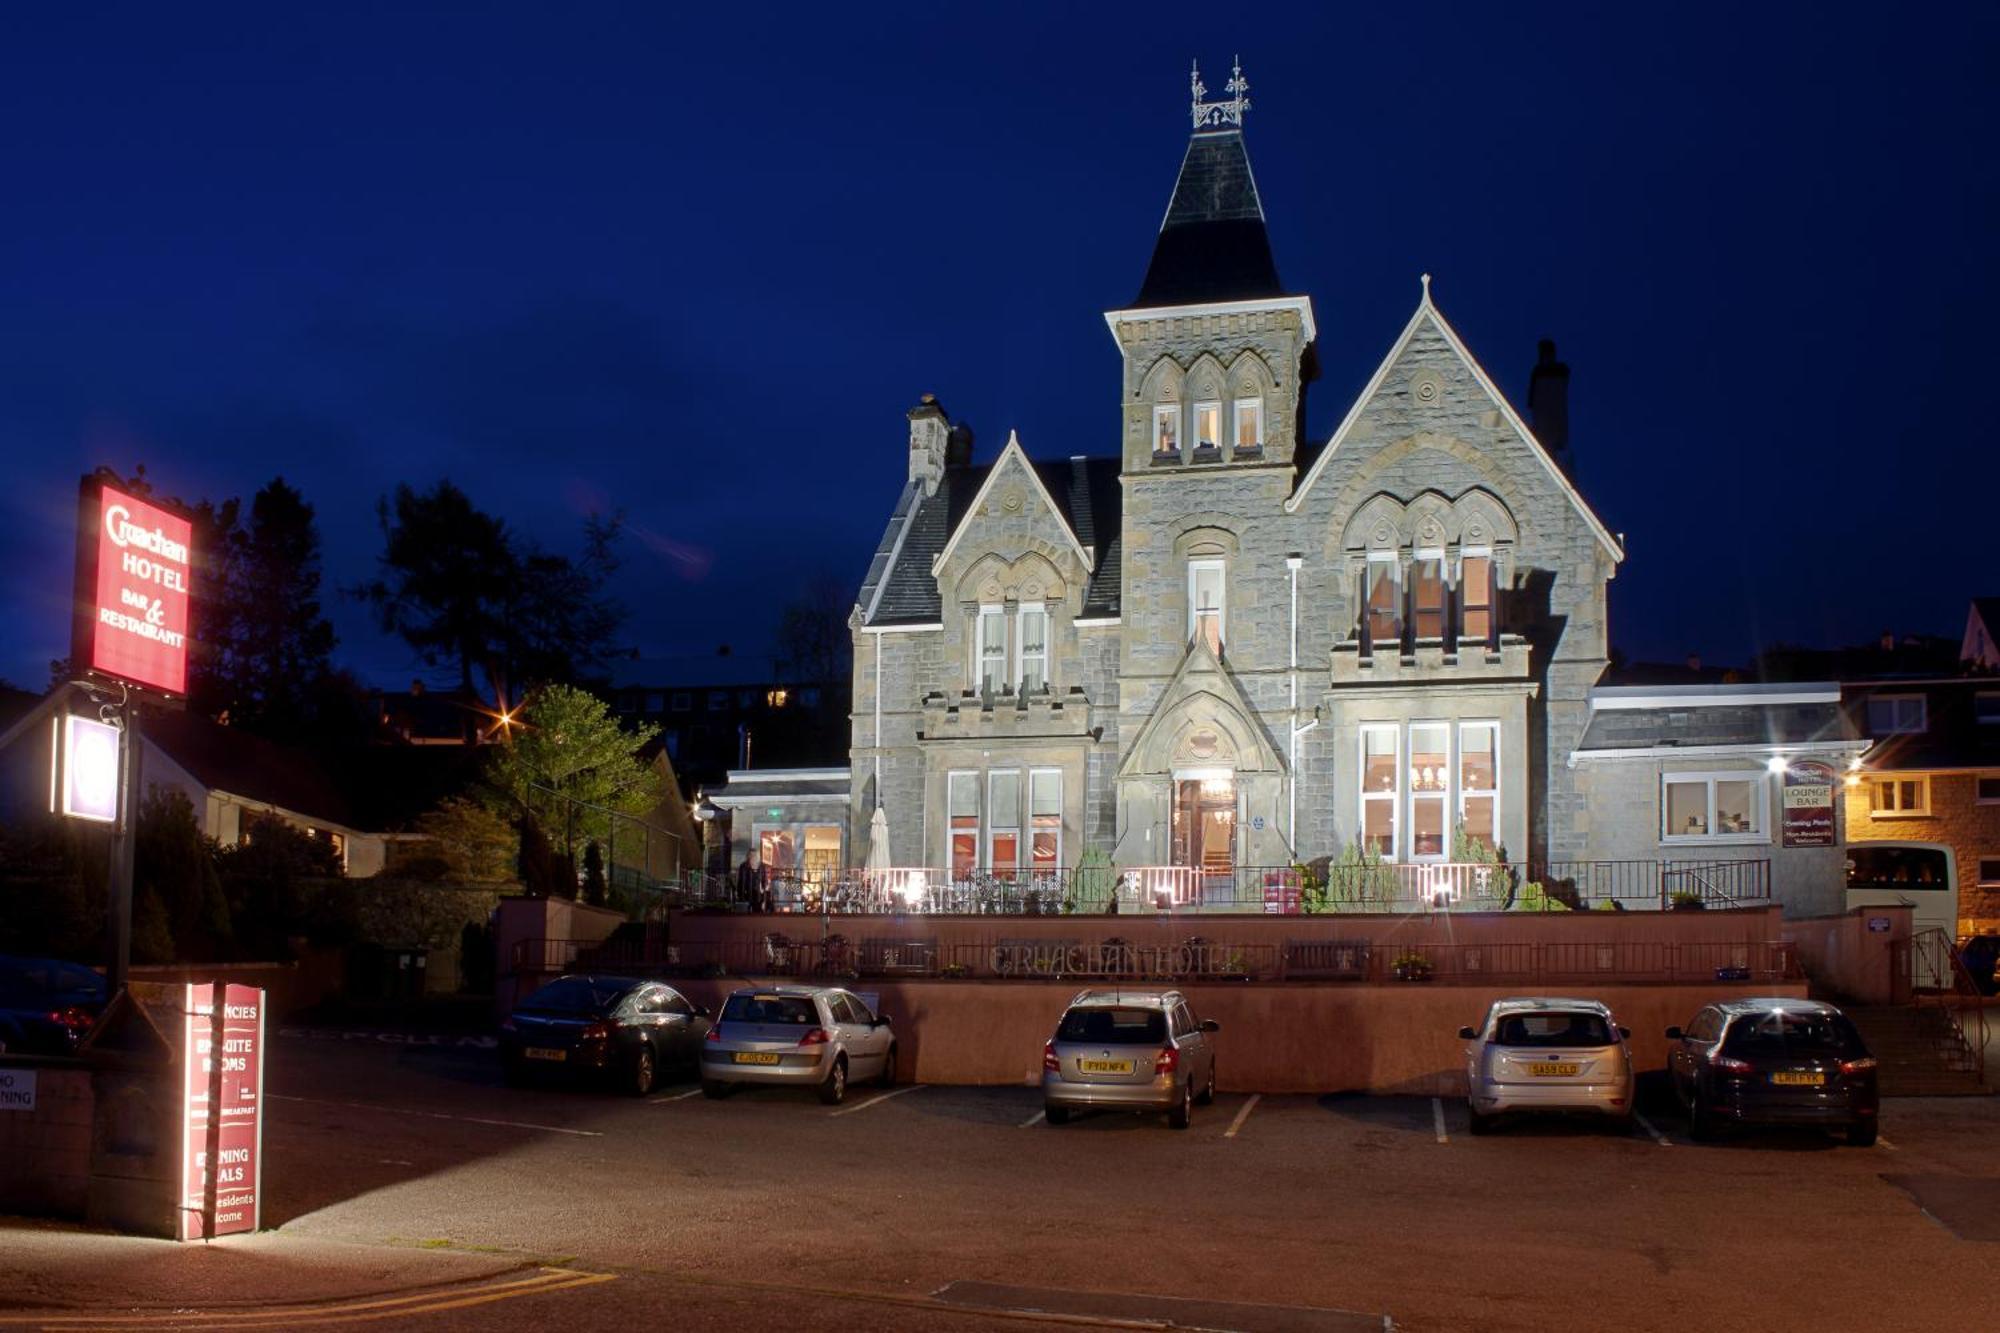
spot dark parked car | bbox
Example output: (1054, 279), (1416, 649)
(1958, 935), (1999, 996)
(500, 975), (711, 1096)
(0, 955), (107, 1056)
(1665, 998), (1879, 1146)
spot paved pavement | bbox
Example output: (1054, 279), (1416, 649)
(2, 1025), (1994, 1330)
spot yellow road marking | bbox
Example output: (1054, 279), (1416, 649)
(10, 1268), (611, 1329)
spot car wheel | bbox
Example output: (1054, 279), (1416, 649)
(1467, 1105), (1494, 1135)
(1847, 1121), (1879, 1148)
(1689, 1090), (1718, 1142)
(701, 1079), (730, 1099)
(1196, 1061), (1215, 1106)
(876, 1044), (897, 1088)
(1167, 1080), (1192, 1130)
(1044, 1105), (1069, 1126)
(629, 1044), (657, 1097)
(818, 1056), (848, 1105)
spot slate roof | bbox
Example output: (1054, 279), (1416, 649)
(1132, 128), (1285, 308)
(1845, 680), (2000, 771)
(860, 453), (1123, 627)
(1578, 700), (1857, 752)
(142, 710), (356, 828)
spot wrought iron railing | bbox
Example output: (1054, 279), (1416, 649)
(1901, 928), (1989, 1089)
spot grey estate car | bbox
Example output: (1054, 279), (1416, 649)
(1042, 989), (1218, 1129)
(700, 984), (896, 1105)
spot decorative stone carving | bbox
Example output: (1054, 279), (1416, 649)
(1409, 369), (1445, 408)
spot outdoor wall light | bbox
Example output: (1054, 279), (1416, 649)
(60, 713), (121, 823)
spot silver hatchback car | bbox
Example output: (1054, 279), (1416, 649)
(1459, 996), (1634, 1134)
(1042, 989), (1218, 1129)
(701, 985), (896, 1105)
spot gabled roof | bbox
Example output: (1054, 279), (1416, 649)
(141, 710), (355, 828)
(931, 432), (1095, 578)
(1284, 279), (1624, 563)
(1132, 128), (1286, 308)
(1115, 633), (1285, 780)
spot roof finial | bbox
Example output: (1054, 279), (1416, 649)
(1191, 55), (1250, 130)
(1420, 272), (1433, 301)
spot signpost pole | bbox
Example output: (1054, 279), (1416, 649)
(106, 700), (141, 995)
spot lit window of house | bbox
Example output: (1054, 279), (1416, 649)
(1153, 404), (1179, 455)
(1360, 725), (1398, 857)
(987, 770), (1021, 875)
(1459, 723), (1498, 848)
(1407, 723), (1449, 858)
(1865, 695), (1927, 735)
(1364, 554), (1401, 649)
(1411, 553), (1446, 641)
(1868, 776), (1929, 816)
(977, 605), (1007, 693)
(765, 688), (789, 708)
(1030, 769), (1061, 871)
(1017, 605), (1049, 693)
(948, 772), (980, 876)
(1194, 400), (1221, 448)
(1662, 772), (1764, 842)
(1188, 560), (1225, 654)
(1234, 397), (1263, 452)
(1459, 551), (1494, 647)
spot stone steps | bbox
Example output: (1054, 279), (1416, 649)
(1845, 1005), (1990, 1098)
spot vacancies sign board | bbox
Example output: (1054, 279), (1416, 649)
(72, 476), (193, 697)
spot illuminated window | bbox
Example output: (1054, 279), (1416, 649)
(1459, 552), (1494, 647)
(1188, 559), (1225, 654)
(1017, 605), (1048, 693)
(1194, 400), (1221, 448)
(1411, 553), (1445, 641)
(1030, 769), (1061, 871)
(1153, 404), (1179, 454)
(1360, 725), (1398, 858)
(1234, 397), (1263, 452)
(1868, 776), (1929, 817)
(765, 688), (789, 708)
(1662, 772), (1765, 842)
(1865, 695), (1927, 735)
(1459, 723), (1498, 849)
(1364, 555), (1401, 650)
(987, 770), (1021, 875)
(948, 772), (979, 876)
(1408, 723), (1449, 858)
(977, 605), (1007, 693)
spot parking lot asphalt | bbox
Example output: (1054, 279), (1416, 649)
(18, 1028), (1994, 1331)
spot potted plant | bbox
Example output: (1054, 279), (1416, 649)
(939, 961), (969, 979)
(1391, 950), (1434, 982)
(1670, 891), (1707, 911)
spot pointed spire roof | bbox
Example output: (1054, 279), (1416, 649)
(1132, 66), (1284, 309)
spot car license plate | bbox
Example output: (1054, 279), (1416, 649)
(1528, 1062), (1580, 1077)
(733, 1052), (781, 1065)
(1077, 1058), (1134, 1075)
(1771, 1071), (1823, 1086)
(524, 1047), (566, 1062)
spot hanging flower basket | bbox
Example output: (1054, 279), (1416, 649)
(1391, 952), (1434, 982)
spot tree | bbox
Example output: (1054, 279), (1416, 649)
(407, 796), (520, 882)
(776, 576), (854, 684)
(487, 684), (661, 873)
(581, 841), (608, 907)
(135, 788), (231, 961)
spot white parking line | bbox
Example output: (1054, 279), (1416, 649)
(1632, 1112), (1672, 1146)
(1431, 1097), (1449, 1144)
(829, 1084), (926, 1117)
(650, 1087), (705, 1103)
(1019, 1110), (1046, 1128)
(1223, 1093), (1261, 1139)
(269, 1093), (603, 1137)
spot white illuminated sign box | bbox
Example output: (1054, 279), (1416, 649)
(61, 714), (122, 823)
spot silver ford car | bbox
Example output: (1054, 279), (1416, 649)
(1042, 989), (1218, 1130)
(1459, 997), (1634, 1133)
(700, 984), (896, 1106)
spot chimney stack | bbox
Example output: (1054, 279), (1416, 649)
(907, 394), (951, 496)
(1528, 339), (1572, 476)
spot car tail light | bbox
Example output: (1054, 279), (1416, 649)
(797, 1027), (830, 1047)
(1711, 1055), (1754, 1076)
(579, 1021), (611, 1042)
(705, 1026), (722, 1043)
(1154, 1046), (1179, 1075)
(48, 1007), (94, 1031)
(1043, 1040), (1060, 1072)
(1839, 1057), (1878, 1076)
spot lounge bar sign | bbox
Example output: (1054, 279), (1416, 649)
(72, 476), (193, 697)
(1781, 759), (1837, 848)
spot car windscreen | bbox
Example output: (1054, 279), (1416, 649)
(519, 977), (627, 1014)
(721, 994), (819, 1025)
(1057, 1007), (1167, 1045)
(1492, 1012), (1615, 1048)
(1722, 1010), (1860, 1059)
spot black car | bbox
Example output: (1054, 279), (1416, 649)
(1665, 998), (1879, 1146)
(500, 975), (711, 1096)
(1959, 935), (1999, 997)
(0, 955), (107, 1056)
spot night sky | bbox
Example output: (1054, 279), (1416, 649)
(2, 4), (1994, 692)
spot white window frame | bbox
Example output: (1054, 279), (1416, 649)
(986, 768), (1022, 874)
(1015, 603), (1049, 694)
(1458, 720), (1500, 850)
(1661, 770), (1769, 845)
(1363, 551), (1401, 649)
(1410, 548), (1447, 643)
(1457, 546), (1495, 647)
(1868, 775), (1931, 817)
(1029, 768), (1062, 873)
(976, 603), (1007, 693)
(1977, 774), (2000, 806)
(1866, 694), (1927, 735)
(1405, 721), (1451, 862)
(1193, 399), (1221, 448)
(1152, 404), (1180, 454)
(947, 770), (980, 874)
(1187, 558), (1226, 654)
(1359, 724), (1400, 861)
(1233, 396), (1263, 451)
(1978, 856), (2000, 887)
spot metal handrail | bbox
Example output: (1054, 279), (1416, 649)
(1906, 928), (1989, 1089)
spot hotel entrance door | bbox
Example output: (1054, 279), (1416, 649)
(1171, 772), (1236, 903)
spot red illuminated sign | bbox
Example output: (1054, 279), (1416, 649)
(179, 982), (264, 1240)
(72, 476), (193, 697)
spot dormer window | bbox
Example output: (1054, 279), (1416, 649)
(1194, 401), (1221, 449)
(977, 605), (1007, 693)
(1016, 604), (1048, 693)
(1234, 397), (1263, 452)
(1152, 405), (1179, 455)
